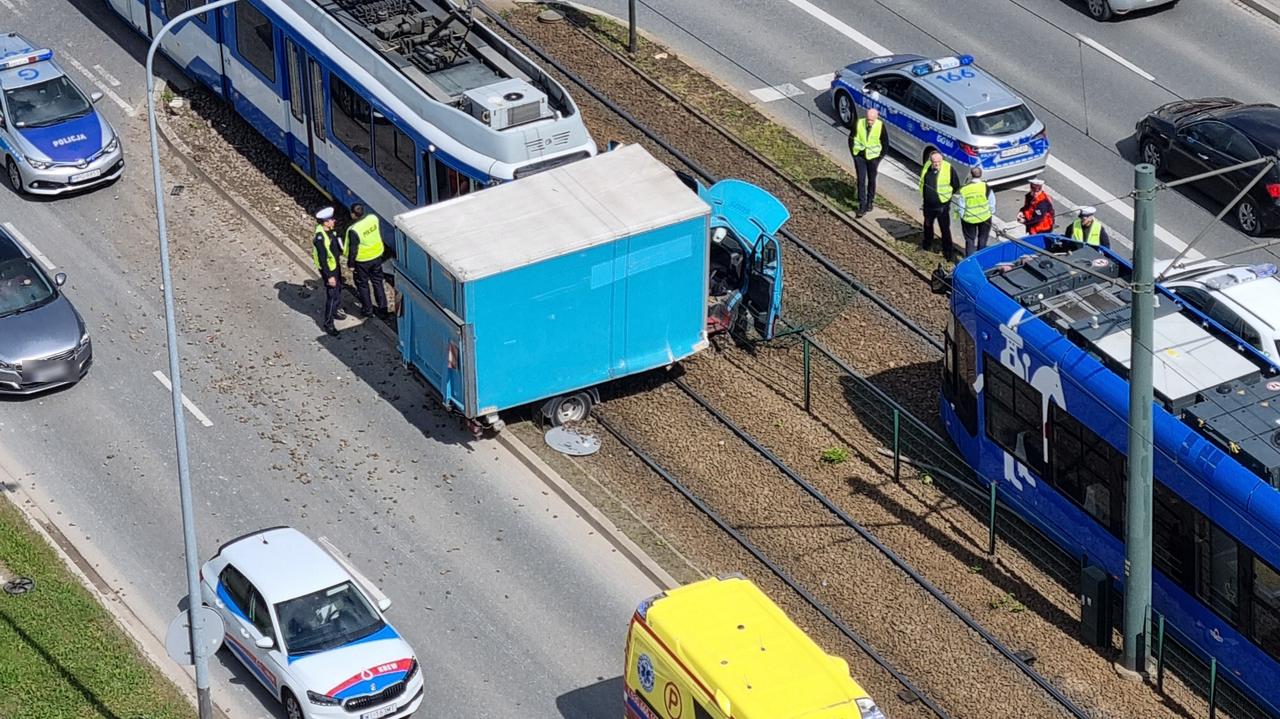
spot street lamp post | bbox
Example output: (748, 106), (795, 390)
(145, 2), (239, 717)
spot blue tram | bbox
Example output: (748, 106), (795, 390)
(106, 0), (595, 244)
(943, 237), (1280, 715)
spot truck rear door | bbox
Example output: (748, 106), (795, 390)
(396, 275), (470, 414)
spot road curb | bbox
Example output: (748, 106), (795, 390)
(0, 455), (235, 719)
(152, 83), (681, 593)
(1238, 0), (1280, 22)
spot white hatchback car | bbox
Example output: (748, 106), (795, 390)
(200, 527), (424, 719)
(1160, 261), (1280, 361)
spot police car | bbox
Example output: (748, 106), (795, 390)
(1161, 261), (1280, 361)
(0, 34), (124, 195)
(200, 527), (424, 719)
(830, 54), (1048, 185)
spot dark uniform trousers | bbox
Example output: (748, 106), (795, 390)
(353, 260), (387, 315)
(961, 220), (992, 257)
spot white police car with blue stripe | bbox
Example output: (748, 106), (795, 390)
(830, 54), (1049, 185)
(200, 527), (424, 719)
(0, 34), (124, 196)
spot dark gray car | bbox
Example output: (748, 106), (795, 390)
(0, 225), (91, 394)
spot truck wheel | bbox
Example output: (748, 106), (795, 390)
(544, 392), (593, 426)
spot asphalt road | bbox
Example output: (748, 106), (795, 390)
(0, 3), (657, 717)
(576, 0), (1280, 264)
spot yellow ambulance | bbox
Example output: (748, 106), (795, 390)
(623, 575), (885, 719)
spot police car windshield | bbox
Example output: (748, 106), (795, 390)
(0, 258), (55, 317)
(275, 581), (385, 656)
(4, 75), (92, 128)
(967, 104), (1035, 137)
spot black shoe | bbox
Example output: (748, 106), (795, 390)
(376, 308), (391, 320)
(360, 310), (374, 319)
(854, 211), (866, 219)
(324, 327), (339, 337)
(335, 309), (347, 320)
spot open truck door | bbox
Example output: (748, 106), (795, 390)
(702, 179), (789, 340)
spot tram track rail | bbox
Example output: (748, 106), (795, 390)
(591, 374), (1090, 719)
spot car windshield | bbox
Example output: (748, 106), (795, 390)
(967, 104), (1035, 137)
(275, 581), (385, 656)
(0, 257), (55, 317)
(4, 75), (92, 128)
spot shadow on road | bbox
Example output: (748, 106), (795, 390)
(272, 279), (479, 448)
(556, 675), (623, 719)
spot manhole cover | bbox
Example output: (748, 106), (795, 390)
(545, 426), (600, 456)
(4, 577), (35, 596)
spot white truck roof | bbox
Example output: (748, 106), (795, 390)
(393, 144), (708, 282)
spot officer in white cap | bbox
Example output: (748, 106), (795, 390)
(312, 206), (346, 336)
(1065, 206), (1110, 249)
(1018, 177), (1054, 235)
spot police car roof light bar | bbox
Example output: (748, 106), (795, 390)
(0, 49), (52, 70)
(912, 54), (975, 76)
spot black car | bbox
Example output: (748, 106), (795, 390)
(1136, 98), (1280, 236)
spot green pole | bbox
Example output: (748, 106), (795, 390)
(1122, 163), (1157, 675)
(802, 339), (811, 413)
(1155, 612), (1166, 693)
(1208, 657), (1218, 719)
(892, 409), (900, 482)
(987, 481), (998, 555)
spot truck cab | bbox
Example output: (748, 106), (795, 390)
(700, 179), (787, 341)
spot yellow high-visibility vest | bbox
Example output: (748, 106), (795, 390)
(312, 224), (343, 271)
(851, 118), (884, 160)
(350, 214), (385, 262)
(918, 160), (954, 204)
(956, 181), (992, 224)
(1071, 219), (1103, 246)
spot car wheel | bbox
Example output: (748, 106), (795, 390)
(6, 159), (25, 195)
(283, 690), (304, 719)
(1235, 197), (1264, 237)
(835, 91), (855, 129)
(1139, 137), (1165, 175)
(1087, 0), (1113, 20)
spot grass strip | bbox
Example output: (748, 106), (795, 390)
(0, 498), (193, 719)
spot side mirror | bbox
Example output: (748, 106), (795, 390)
(254, 635), (275, 650)
(54, 272), (67, 286)
(377, 597), (392, 612)
(90, 91), (103, 104)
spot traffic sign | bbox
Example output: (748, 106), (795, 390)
(165, 607), (224, 665)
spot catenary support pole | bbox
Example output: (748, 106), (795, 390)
(628, 0), (638, 54)
(145, 2), (240, 716)
(1122, 163), (1157, 676)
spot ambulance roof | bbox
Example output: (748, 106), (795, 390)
(645, 576), (869, 719)
(392, 144), (708, 282)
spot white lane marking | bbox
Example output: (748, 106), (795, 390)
(151, 371), (214, 428)
(60, 53), (135, 115)
(782, 0), (892, 56)
(780, 4), (1195, 257)
(1075, 34), (1156, 82)
(92, 64), (123, 88)
(1046, 156), (1201, 260)
(0, 0), (22, 16)
(2, 222), (55, 271)
(750, 83), (805, 103)
(803, 73), (835, 91)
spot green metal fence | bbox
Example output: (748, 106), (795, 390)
(793, 331), (1275, 719)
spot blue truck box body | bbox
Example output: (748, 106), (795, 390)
(392, 145), (711, 419)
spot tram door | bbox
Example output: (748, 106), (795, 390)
(283, 39), (314, 177)
(109, 0), (152, 37)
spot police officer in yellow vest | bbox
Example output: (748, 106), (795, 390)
(953, 166), (996, 257)
(919, 151), (960, 260)
(346, 204), (389, 318)
(1064, 206), (1111, 249)
(312, 206), (345, 337)
(849, 108), (888, 218)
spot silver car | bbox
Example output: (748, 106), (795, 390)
(1085, 0), (1179, 21)
(0, 35), (124, 196)
(0, 225), (91, 394)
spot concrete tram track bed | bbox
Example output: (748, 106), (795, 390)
(154, 9), (1220, 719)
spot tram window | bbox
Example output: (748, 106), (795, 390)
(308, 60), (326, 145)
(433, 157), (474, 201)
(1152, 482), (1196, 589)
(1252, 558), (1280, 660)
(1197, 517), (1241, 624)
(943, 319), (978, 436)
(235, 3), (276, 84)
(164, 0), (206, 21)
(374, 116), (417, 202)
(983, 356), (1044, 475)
(1048, 404), (1126, 534)
(330, 75), (371, 165)
(286, 42), (303, 124)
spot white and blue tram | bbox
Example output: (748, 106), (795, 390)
(107, 0), (596, 241)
